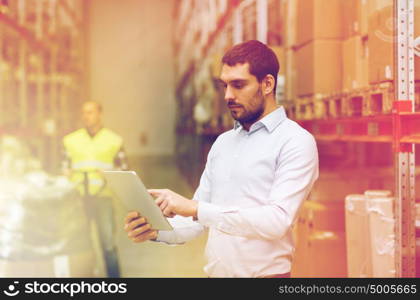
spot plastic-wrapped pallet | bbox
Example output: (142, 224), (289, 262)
(344, 194), (372, 277)
(365, 190), (395, 278)
(0, 171), (98, 277)
(0, 135), (41, 178)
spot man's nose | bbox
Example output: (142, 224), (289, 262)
(224, 86), (234, 102)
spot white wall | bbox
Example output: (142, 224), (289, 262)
(87, 0), (176, 156)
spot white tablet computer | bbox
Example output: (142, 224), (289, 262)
(103, 170), (173, 231)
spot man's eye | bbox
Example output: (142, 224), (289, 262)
(232, 83), (244, 89)
(218, 82), (227, 89)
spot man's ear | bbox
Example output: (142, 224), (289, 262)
(263, 74), (275, 95)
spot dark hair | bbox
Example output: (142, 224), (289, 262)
(222, 40), (280, 94)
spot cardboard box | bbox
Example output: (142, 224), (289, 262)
(369, 2), (420, 83)
(296, 0), (343, 47)
(295, 40), (342, 96)
(307, 231), (347, 277)
(292, 202), (347, 278)
(308, 200), (345, 232)
(367, 8), (393, 83)
(342, 36), (369, 91)
(342, 0), (370, 38)
(345, 194), (372, 277)
(342, 0), (389, 38)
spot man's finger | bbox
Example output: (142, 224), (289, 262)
(148, 189), (164, 197)
(126, 217), (147, 232)
(132, 232), (150, 243)
(132, 230), (157, 243)
(157, 198), (169, 214)
(129, 223), (152, 238)
(163, 206), (174, 217)
(124, 211), (140, 224)
(155, 194), (166, 207)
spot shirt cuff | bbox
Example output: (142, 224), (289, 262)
(154, 230), (175, 244)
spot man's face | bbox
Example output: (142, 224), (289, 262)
(82, 103), (102, 128)
(219, 63), (265, 126)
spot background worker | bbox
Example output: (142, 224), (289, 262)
(124, 40), (319, 278)
(63, 101), (128, 278)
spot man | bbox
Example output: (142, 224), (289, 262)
(63, 101), (128, 278)
(124, 40), (319, 277)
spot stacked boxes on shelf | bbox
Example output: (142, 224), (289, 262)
(342, 0), (369, 92)
(286, 0), (420, 120)
(342, 0), (376, 117)
(293, 0), (343, 120)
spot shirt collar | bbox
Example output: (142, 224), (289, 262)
(234, 106), (287, 133)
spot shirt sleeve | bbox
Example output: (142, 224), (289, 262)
(155, 215), (205, 245)
(197, 132), (319, 241)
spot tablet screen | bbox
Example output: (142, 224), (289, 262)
(103, 171), (173, 231)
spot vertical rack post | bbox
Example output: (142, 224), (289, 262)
(394, 0), (416, 277)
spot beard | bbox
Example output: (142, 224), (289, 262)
(230, 88), (265, 125)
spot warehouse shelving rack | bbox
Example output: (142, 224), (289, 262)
(0, 0), (86, 173)
(290, 0), (417, 277)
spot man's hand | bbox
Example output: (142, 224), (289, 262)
(148, 189), (198, 218)
(124, 211), (158, 243)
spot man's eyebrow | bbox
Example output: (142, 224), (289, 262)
(230, 79), (247, 84)
(218, 79), (247, 84)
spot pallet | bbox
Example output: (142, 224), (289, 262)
(282, 101), (297, 120)
(295, 95), (327, 120)
(366, 82), (394, 116)
(295, 97), (312, 120)
(342, 82), (394, 117)
(290, 82), (396, 121)
(344, 88), (369, 117)
(323, 92), (346, 119)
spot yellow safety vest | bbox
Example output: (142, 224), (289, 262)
(63, 128), (123, 196)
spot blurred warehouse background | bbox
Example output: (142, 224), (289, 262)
(0, 0), (419, 278)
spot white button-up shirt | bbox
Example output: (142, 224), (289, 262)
(157, 106), (319, 277)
